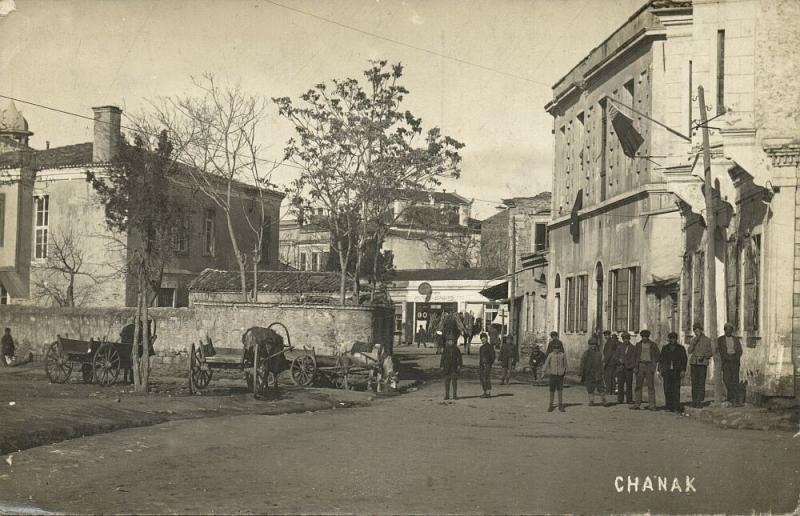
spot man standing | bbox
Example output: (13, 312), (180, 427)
(602, 330), (618, 396)
(658, 332), (687, 412)
(546, 331), (563, 355)
(415, 324), (427, 349)
(478, 332), (495, 398)
(687, 322), (713, 407)
(614, 332), (636, 404)
(488, 323), (501, 350)
(499, 334), (516, 385)
(631, 329), (660, 410)
(440, 337), (463, 400)
(462, 311), (475, 355)
(717, 322), (743, 405)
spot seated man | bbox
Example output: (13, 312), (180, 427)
(1, 328), (32, 367)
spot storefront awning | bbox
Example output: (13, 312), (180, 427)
(479, 280), (508, 301)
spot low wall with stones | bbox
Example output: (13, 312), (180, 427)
(0, 302), (394, 367)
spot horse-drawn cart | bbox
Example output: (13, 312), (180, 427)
(188, 323), (396, 396)
(44, 335), (133, 386)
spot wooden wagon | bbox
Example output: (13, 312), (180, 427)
(44, 335), (133, 386)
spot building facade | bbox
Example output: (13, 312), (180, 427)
(0, 103), (284, 308)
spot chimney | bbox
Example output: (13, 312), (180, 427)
(92, 106), (122, 163)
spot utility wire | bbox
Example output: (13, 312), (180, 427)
(262, 0), (552, 88)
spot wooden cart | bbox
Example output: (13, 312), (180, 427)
(44, 335), (133, 386)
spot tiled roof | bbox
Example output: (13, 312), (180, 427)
(392, 189), (469, 205)
(501, 192), (552, 212)
(0, 143), (94, 169)
(389, 267), (505, 282)
(188, 268), (341, 293)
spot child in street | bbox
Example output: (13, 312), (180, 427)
(528, 344), (546, 383)
(478, 332), (495, 398)
(579, 336), (608, 406)
(440, 337), (463, 400)
(542, 338), (567, 412)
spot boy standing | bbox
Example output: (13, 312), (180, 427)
(542, 339), (567, 412)
(440, 337), (463, 400)
(478, 332), (495, 398)
(579, 336), (607, 406)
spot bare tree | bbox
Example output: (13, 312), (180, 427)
(150, 74), (280, 302)
(31, 224), (113, 307)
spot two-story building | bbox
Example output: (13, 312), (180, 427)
(0, 101), (284, 308)
(545, 0), (693, 359)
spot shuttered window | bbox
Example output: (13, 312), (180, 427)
(613, 269), (629, 332)
(693, 252), (705, 329)
(743, 235), (760, 333)
(725, 239), (740, 332)
(682, 253), (693, 334)
(578, 274), (589, 333)
(566, 276), (576, 333)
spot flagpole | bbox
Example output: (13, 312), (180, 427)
(698, 85), (723, 404)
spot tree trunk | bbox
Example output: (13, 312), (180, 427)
(132, 282), (142, 392)
(353, 249), (362, 305)
(336, 241), (348, 305)
(253, 249), (259, 303)
(370, 238), (381, 302)
(67, 275), (75, 308)
(141, 282), (150, 394)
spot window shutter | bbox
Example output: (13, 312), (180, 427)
(743, 236), (760, 333)
(693, 252), (704, 328)
(580, 275), (588, 333)
(608, 270), (614, 331)
(629, 267), (640, 332)
(615, 269), (629, 331)
(725, 239), (740, 332)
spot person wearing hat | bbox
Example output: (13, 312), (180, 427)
(658, 331), (688, 412)
(687, 322), (713, 407)
(579, 335), (607, 406)
(717, 322), (743, 405)
(613, 332), (636, 404)
(631, 329), (660, 410)
(602, 330), (619, 396)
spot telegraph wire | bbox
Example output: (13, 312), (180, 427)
(261, 0), (552, 88)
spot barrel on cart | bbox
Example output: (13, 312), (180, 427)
(44, 335), (133, 386)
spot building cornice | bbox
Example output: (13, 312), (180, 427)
(549, 183), (674, 228)
(764, 142), (800, 167)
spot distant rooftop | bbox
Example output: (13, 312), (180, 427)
(189, 269), (341, 293)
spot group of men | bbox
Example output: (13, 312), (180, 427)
(593, 322), (744, 410)
(415, 310), (484, 355)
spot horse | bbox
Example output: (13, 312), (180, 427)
(241, 326), (290, 394)
(345, 343), (398, 392)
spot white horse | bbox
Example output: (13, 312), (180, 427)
(347, 343), (398, 392)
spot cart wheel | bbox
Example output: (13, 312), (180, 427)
(44, 341), (72, 383)
(93, 342), (121, 386)
(189, 343), (212, 390)
(290, 354), (316, 387)
(81, 363), (94, 384)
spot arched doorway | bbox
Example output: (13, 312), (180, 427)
(595, 263), (604, 335)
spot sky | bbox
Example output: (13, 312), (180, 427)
(0, 0), (643, 219)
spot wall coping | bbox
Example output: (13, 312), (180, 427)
(192, 301), (392, 313)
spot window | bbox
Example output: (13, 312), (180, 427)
(725, 239), (740, 332)
(743, 235), (760, 334)
(157, 288), (175, 308)
(300, 253), (307, 271)
(34, 195), (49, 259)
(599, 99), (608, 202)
(624, 79), (635, 105)
(682, 253), (693, 334)
(171, 218), (189, 254)
(693, 252), (705, 329)
(609, 266), (641, 332)
(0, 283), (8, 305)
(0, 193), (5, 247)
(565, 276), (576, 333)
(717, 29), (725, 115)
(534, 223), (547, 252)
(202, 209), (215, 256)
(311, 252), (320, 272)
(577, 274), (589, 333)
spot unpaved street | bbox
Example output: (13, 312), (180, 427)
(1, 350), (798, 514)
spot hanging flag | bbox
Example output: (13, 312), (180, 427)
(609, 103), (644, 158)
(569, 189), (583, 242)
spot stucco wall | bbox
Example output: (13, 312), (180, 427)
(0, 302), (394, 361)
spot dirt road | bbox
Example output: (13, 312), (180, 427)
(1, 350), (798, 514)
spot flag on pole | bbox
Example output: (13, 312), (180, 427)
(609, 103), (644, 158)
(569, 189), (583, 242)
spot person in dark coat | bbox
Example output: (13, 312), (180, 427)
(1, 328), (31, 367)
(602, 331), (618, 395)
(499, 334), (516, 385)
(478, 332), (495, 398)
(687, 322), (713, 407)
(546, 331), (563, 355)
(488, 323), (501, 350)
(658, 331), (688, 412)
(415, 324), (427, 348)
(579, 336), (607, 406)
(717, 322), (743, 405)
(614, 332), (636, 404)
(528, 344), (546, 382)
(631, 329), (660, 410)
(440, 337), (463, 400)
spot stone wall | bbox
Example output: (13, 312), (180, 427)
(0, 302), (394, 362)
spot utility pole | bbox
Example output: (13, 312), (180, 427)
(509, 213), (518, 361)
(698, 85), (723, 403)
